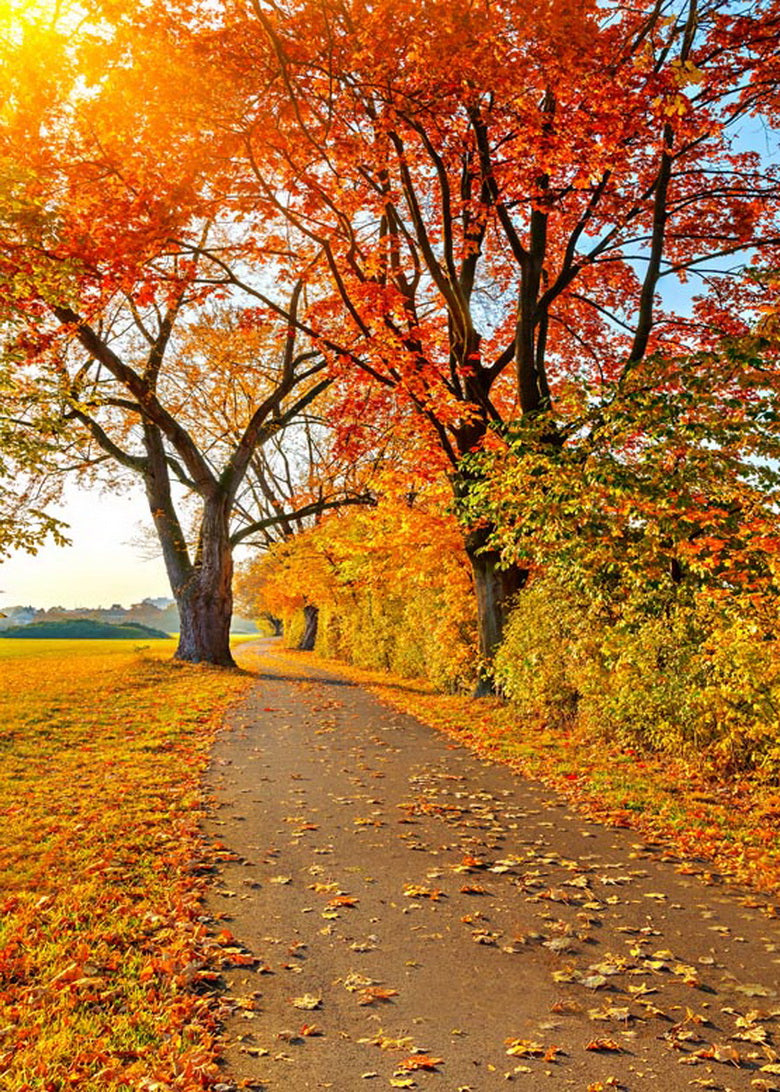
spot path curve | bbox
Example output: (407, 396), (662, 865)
(203, 642), (780, 1092)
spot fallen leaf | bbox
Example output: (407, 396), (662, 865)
(358, 987), (399, 1005)
(580, 974), (608, 990)
(586, 1038), (625, 1053)
(456, 855), (487, 871)
(344, 972), (375, 991)
(505, 1039), (544, 1057)
(693, 1043), (742, 1064)
(360, 1033), (415, 1051)
(588, 1006), (631, 1022)
(396, 1055), (444, 1071)
(328, 894), (359, 908)
(472, 930), (501, 945)
(403, 884), (444, 900)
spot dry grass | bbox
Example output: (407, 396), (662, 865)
(0, 639), (251, 1091)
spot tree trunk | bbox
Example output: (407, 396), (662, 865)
(298, 603), (319, 651)
(260, 612), (283, 636)
(173, 498), (235, 666)
(175, 577), (235, 665)
(139, 420), (237, 667)
(465, 526), (527, 695)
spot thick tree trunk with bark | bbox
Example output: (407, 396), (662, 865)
(298, 603), (319, 651)
(173, 499), (236, 666)
(142, 425), (236, 667)
(465, 525), (527, 695)
(175, 573), (235, 666)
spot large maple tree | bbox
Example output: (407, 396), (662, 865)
(181, 0), (780, 677)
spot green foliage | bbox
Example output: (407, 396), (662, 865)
(495, 575), (780, 777)
(0, 358), (69, 559)
(493, 579), (590, 725)
(468, 338), (780, 771)
(460, 345), (780, 602)
(594, 601), (780, 775)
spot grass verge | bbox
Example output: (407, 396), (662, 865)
(0, 639), (252, 1091)
(268, 645), (780, 904)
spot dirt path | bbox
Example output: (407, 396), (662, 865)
(203, 642), (780, 1092)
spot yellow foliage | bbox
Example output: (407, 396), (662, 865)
(495, 577), (780, 776)
(237, 477), (478, 691)
(0, 639), (251, 1090)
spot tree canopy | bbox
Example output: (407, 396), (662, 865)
(1, 0), (779, 675)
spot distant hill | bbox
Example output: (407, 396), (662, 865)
(0, 599), (258, 634)
(0, 619), (171, 640)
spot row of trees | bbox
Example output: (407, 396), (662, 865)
(1, 0), (779, 681)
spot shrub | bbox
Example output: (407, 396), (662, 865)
(495, 575), (780, 777)
(493, 577), (588, 725)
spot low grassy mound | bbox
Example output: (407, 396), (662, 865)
(1, 618), (171, 640)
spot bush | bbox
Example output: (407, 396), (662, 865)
(592, 609), (712, 753)
(309, 579), (477, 692)
(495, 576), (780, 777)
(282, 608), (307, 651)
(493, 578), (589, 725)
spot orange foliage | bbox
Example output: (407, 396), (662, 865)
(0, 640), (251, 1090)
(237, 471), (478, 690)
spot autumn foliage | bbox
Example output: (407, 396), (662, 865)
(5, 0), (780, 669)
(0, 640), (250, 1090)
(201, 0), (780, 662)
(3, 0), (779, 735)
(4, 0), (780, 1084)
(236, 473), (478, 690)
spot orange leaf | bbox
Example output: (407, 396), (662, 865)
(397, 1055), (444, 1071)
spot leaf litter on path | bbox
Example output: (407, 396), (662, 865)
(203, 644), (780, 1090)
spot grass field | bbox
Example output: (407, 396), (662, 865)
(0, 639), (251, 1091)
